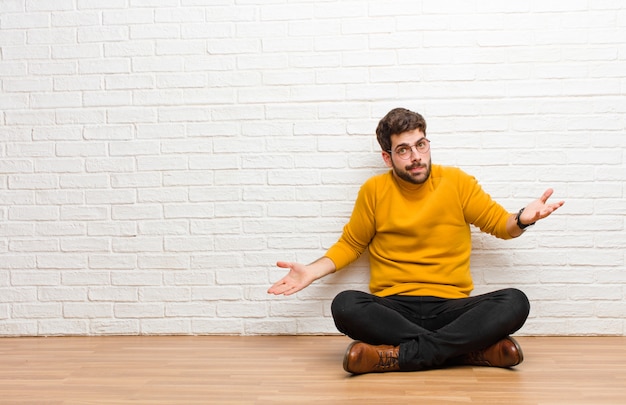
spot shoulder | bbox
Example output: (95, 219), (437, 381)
(362, 170), (393, 188)
(435, 165), (474, 182)
(358, 171), (394, 199)
(430, 165), (480, 195)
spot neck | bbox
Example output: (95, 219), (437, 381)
(392, 170), (429, 191)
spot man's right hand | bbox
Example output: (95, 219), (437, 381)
(267, 257), (336, 296)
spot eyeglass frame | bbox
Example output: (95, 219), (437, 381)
(386, 138), (431, 160)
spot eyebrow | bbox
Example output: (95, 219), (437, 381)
(394, 137), (427, 148)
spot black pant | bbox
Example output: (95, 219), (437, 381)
(331, 288), (530, 371)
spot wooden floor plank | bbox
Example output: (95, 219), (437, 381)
(0, 336), (625, 404)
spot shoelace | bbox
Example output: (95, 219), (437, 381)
(376, 350), (399, 369)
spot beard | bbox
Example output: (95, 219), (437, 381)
(392, 159), (431, 185)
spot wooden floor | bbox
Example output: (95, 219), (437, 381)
(1, 336), (625, 404)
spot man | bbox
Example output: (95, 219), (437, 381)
(268, 108), (564, 374)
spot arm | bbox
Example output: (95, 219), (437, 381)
(506, 188), (565, 238)
(267, 257), (336, 296)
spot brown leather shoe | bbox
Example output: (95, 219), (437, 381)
(343, 341), (400, 374)
(459, 336), (524, 368)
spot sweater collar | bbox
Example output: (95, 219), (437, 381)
(390, 168), (434, 194)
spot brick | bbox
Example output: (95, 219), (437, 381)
(88, 255), (136, 270)
(164, 236), (214, 252)
(56, 109), (106, 125)
(78, 26), (129, 43)
(35, 158), (83, 173)
(37, 254), (87, 269)
(139, 286), (191, 302)
(60, 206), (108, 221)
(190, 218), (241, 234)
(216, 269), (267, 285)
(61, 237), (109, 253)
(63, 303), (113, 318)
(191, 254), (243, 270)
(165, 303), (215, 317)
(38, 287), (87, 302)
(111, 271), (162, 286)
(138, 255), (189, 270)
(39, 320), (89, 335)
(0, 159), (33, 173)
(111, 204), (161, 220)
(87, 222), (137, 237)
(138, 189), (188, 203)
(192, 318), (243, 334)
(8, 232), (56, 252)
(137, 156), (187, 171)
(9, 206), (58, 221)
(11, 271), (59, 285)
(115, 303), (164, 318)
(1, 13), (49, 29)
(245, 319), (297, 335)
(130, 24), (180, 40)
(88, 287), (138, 302)
(51, 43), (101, 59)
(102, 9), (153, 25)
(33, 61), (77, 76)
(154, 7), (204, 23)
(0, 321), (38, 336)
(54, 76), (102, 91)
(59, 174), (109, 189)
(6, 111), (55, 125)
(217, 302), (267, 318)
(62, 271), (111, 285)
(51, 10), (100, 27)
(0, 93), (28, 110)
(28, 28), (76, 45)
(90, 320), (139, 335)
(296, 317), (338, 335)
(141, 319), (192, 334)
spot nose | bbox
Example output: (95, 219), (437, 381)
(409, 146), (421, 160)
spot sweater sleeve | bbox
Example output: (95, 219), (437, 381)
(324, 178), (377, 270)
(459, 170), (513, 240)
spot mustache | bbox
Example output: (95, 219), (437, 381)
(405, 163), (426, 170)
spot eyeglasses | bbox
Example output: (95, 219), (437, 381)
(387, 138), (430, 160)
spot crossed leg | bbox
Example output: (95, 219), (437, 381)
(331, 288), (530, 371)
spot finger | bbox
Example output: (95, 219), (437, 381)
(547, 201), (565, 213)
(540, 188), (554, 203)
(536, 201), (564, 219)
(268, 281), (289, 295)
(550, 201), (563, 209)
(276, 261), (292, 269)
(268, 276), (288, 294)
(543, 200), (564, 212)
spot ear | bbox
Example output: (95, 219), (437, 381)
(381, 151), (393, 168)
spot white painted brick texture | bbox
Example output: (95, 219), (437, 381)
(0, 1), (624, 336)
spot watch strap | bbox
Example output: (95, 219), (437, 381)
(516, 207), (536, 230)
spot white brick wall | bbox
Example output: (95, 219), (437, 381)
(1, 0), (625, 336)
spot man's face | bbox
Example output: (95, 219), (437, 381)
(382, 128), (431, 185)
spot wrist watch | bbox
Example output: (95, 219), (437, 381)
(516, 207), (536, 230)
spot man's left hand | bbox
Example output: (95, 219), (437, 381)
(520, 188), (565, 225)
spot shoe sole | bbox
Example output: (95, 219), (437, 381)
(507, 336), (524, 366)
(343, 340), (361, 373)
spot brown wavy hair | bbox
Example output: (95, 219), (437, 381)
(375, 108), (427, 152)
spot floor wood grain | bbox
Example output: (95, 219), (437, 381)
(1, 336), (625, 404)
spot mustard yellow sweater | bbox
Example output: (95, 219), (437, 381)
(324, 164), (513, 299)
